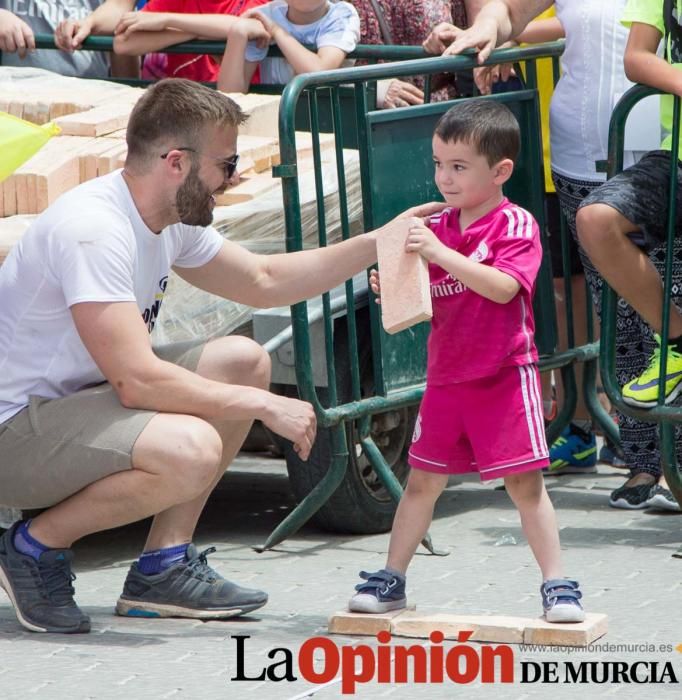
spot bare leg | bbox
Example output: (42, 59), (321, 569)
(143, 336), (270, 551)
(576, 204), (682, 337)
(29, 336), (271, 550)
(504, 470), (562, 581)
(385, 469), (448, 575)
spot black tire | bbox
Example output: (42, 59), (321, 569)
(278, 313), (416, 534)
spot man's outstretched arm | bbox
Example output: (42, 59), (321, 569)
(175, 202), (448, 307)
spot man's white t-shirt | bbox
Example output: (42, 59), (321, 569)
(0, 170), (224, 425)
(244, 0), (360, 85)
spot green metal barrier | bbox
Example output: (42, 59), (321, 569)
(602, 85), (682, 540)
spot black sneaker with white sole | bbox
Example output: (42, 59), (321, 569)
(0, 523), (90, 633)
(116, 545), (268, 619)
(608, 482), (654, 509)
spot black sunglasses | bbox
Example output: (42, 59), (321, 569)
(161, 147), (240, 180)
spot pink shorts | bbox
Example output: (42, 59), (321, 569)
(408, 364), (549, 480)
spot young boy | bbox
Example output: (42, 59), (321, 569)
(218, 0), (359, 92)
(348, 100), (586, 624)
(576, 0), (682, 410)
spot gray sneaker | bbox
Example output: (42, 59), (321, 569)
(115, 545), (268, 619)
(0, 523), (90, 633)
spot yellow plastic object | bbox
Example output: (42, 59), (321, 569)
(0, 112), (61, 183)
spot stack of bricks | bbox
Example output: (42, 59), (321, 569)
(0, 67), (348, 267)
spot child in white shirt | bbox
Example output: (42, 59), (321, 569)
(218, 0), (359, 91)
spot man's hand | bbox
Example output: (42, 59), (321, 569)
(369, 268), (382, 304)
(55, 16), (93, 52)
(381, 79), (424, 109)
(262, 394), (317, 461)
(115, 11), (169, 38)
(405, 219), (445, 262)
(0, 9), (35, 58)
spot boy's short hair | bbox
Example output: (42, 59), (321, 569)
(434, 99), (520, 166)
(126, 78), (247, 168)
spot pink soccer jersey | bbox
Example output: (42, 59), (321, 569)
(425, 198), (543, 385)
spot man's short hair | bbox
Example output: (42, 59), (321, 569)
(126, 79), (247, 167)
(434, 99), (520, 166)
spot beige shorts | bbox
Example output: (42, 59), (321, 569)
(0, 340), (204, 510)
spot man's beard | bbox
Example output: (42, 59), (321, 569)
(175, 165), (215, 227)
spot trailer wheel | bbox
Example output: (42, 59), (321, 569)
(277, 314), (416, 534)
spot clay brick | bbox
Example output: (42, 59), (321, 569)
(17, 137), (91, 213)
(391, 612), (526, 644)
(238, 135), (280, 173)
(376, 218), (432, 334)
(79, 139), (123, 182)
(215, 173), (279, 205)
(330, 610), (608, 648)
(54, 103), (133, 137)
(523, 613), (608, 647)
(96, 142), (128, 176)
(0, 217), (31, 267)
(328, 609), (412, 637)
(224, 93), (280, 138)
(294, 131), (337, 160)
(2, 176), (17, 217)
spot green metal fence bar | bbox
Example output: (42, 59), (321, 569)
(32, 33), (431, 59)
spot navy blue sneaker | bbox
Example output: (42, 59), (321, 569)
(116, 545), (268, 619)
(546, 424), (597, 474)
(541, 578), (585, 623)
(0, 523), (90, 633)
(348, 569), (406, 614)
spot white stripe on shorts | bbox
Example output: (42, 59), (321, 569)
(518, 365), (547, 459)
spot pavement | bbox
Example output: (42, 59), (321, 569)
(0, 453), (680, 700)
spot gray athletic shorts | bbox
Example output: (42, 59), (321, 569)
(578, 150), (682, 251)
(0, 340), (204, 510)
